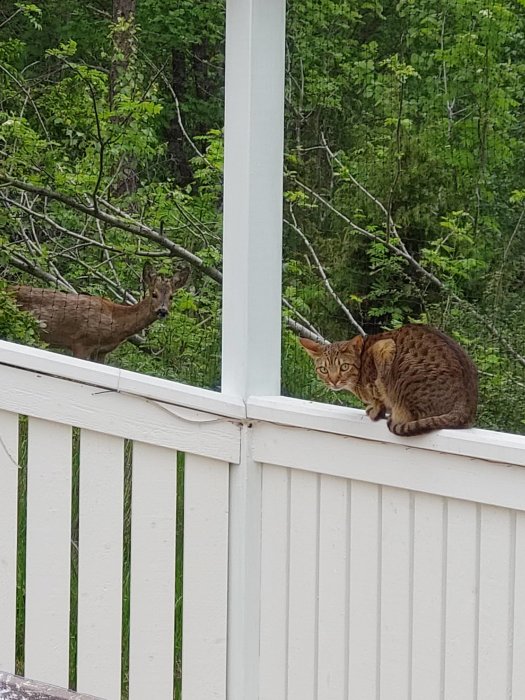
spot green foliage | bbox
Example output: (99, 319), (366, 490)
(0, 283), (43, 346)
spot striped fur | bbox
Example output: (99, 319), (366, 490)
(300, 324), (478, 436)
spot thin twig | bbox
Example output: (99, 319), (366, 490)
(285, 208), (365, 336)
(0, 6), (23, 29)
(320, 132), (400, 242)
(141, 53), (217, 168)
(0, 63), (50, 139)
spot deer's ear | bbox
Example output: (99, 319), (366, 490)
(172, 266), (190, 289)
(299, 337), (324, 357)
(142, 262), (157, 289)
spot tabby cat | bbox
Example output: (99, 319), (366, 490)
(300, 324), (478, 436)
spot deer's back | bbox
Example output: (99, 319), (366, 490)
(13, 286), (117, 349)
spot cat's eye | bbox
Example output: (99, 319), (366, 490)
(318, 367), (328, 374)
(341, 363), (350, 371)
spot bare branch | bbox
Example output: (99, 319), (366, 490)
(0, 6), (23, 29)
(285, 208), (365, 336)
(282, 297), (325, 340)
(285, 316), (327, 343)
(7, 251), (73, 289)
(320, 132), (402, 244)
(0, 175), (224, 282)
(1, 192), (163, 259)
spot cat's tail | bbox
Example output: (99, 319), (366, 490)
(388, 411), (473, 437)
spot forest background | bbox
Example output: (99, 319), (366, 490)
(1, 0), (525, 434)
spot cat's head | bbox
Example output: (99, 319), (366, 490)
(299, 336), (364, 391)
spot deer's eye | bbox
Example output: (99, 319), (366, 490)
(152, 292), (159, 299)
(318, 367), (328, 374)
(340, 363), (350, 371)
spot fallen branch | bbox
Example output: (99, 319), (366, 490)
(0, 174), (322, 341)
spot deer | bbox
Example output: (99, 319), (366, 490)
(11, 262), (190, 362)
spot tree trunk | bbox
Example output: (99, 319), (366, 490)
(166, 49), (194, 187)
(110, 0), (138, 196)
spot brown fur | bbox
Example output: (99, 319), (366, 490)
(300, 324), (478, 436)
(12, 263), (190, 362)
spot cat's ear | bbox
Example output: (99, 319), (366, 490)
(299, 337), (324, 357)
(339, 335), (364, 354)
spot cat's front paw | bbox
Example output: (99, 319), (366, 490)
(366, 403), (386, 421)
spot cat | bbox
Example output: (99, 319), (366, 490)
(300, 324), (478, 436)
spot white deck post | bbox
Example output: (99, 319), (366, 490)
(221, 0), (286, 398)
(221, 0), (286, 698)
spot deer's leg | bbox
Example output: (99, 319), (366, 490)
(71, 346), (92, 361)
(91, 351), (108, 364)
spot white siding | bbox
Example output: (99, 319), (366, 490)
(257, 463), (525, 700)
(128, 442), (178, 700)
(77, 430), (124, 700)
(0, 410), (19, 673)
(348, 481), (381, 700)
(24, 418), (72, 688)
(259, 464), (289, 700)
(182, 454), (229, 700)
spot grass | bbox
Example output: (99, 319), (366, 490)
(14, 419), (186, 699)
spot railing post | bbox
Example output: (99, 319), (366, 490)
(221, 0), (286, 697)
(221, 0), (286, 399)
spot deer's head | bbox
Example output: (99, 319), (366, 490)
(143, 262), (190, 319)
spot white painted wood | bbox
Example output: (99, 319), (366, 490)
(0, 364), (240, 463)
(512, 512), (525, 697)
(477, 505), (512, 700)
(347, 481), (380, 700)
(380, 487), (411, 700)
(221, 0), (286, 398)
(317, 475), (348, 700)
(411, 493), (444, 700)
(287, 469), (318, 700)
(182, 453), (229, 700)
(247, 395), (525, 467)
(128, 442), (177, 700)
(0, 410), (19, 672)
(259, 464), (289, 700)
(0, 339), (245, 419)
(252, 422), (525, 511)
(77, 430), (124, 700)
(25, 418), (72, 688)
(444, 499), (478, 699)
(226, 426), (262, 700)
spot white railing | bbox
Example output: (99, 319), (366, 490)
(248, 396), (525, 700)
(1, 340), (525, 699)
(0, 341), (242, 700)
